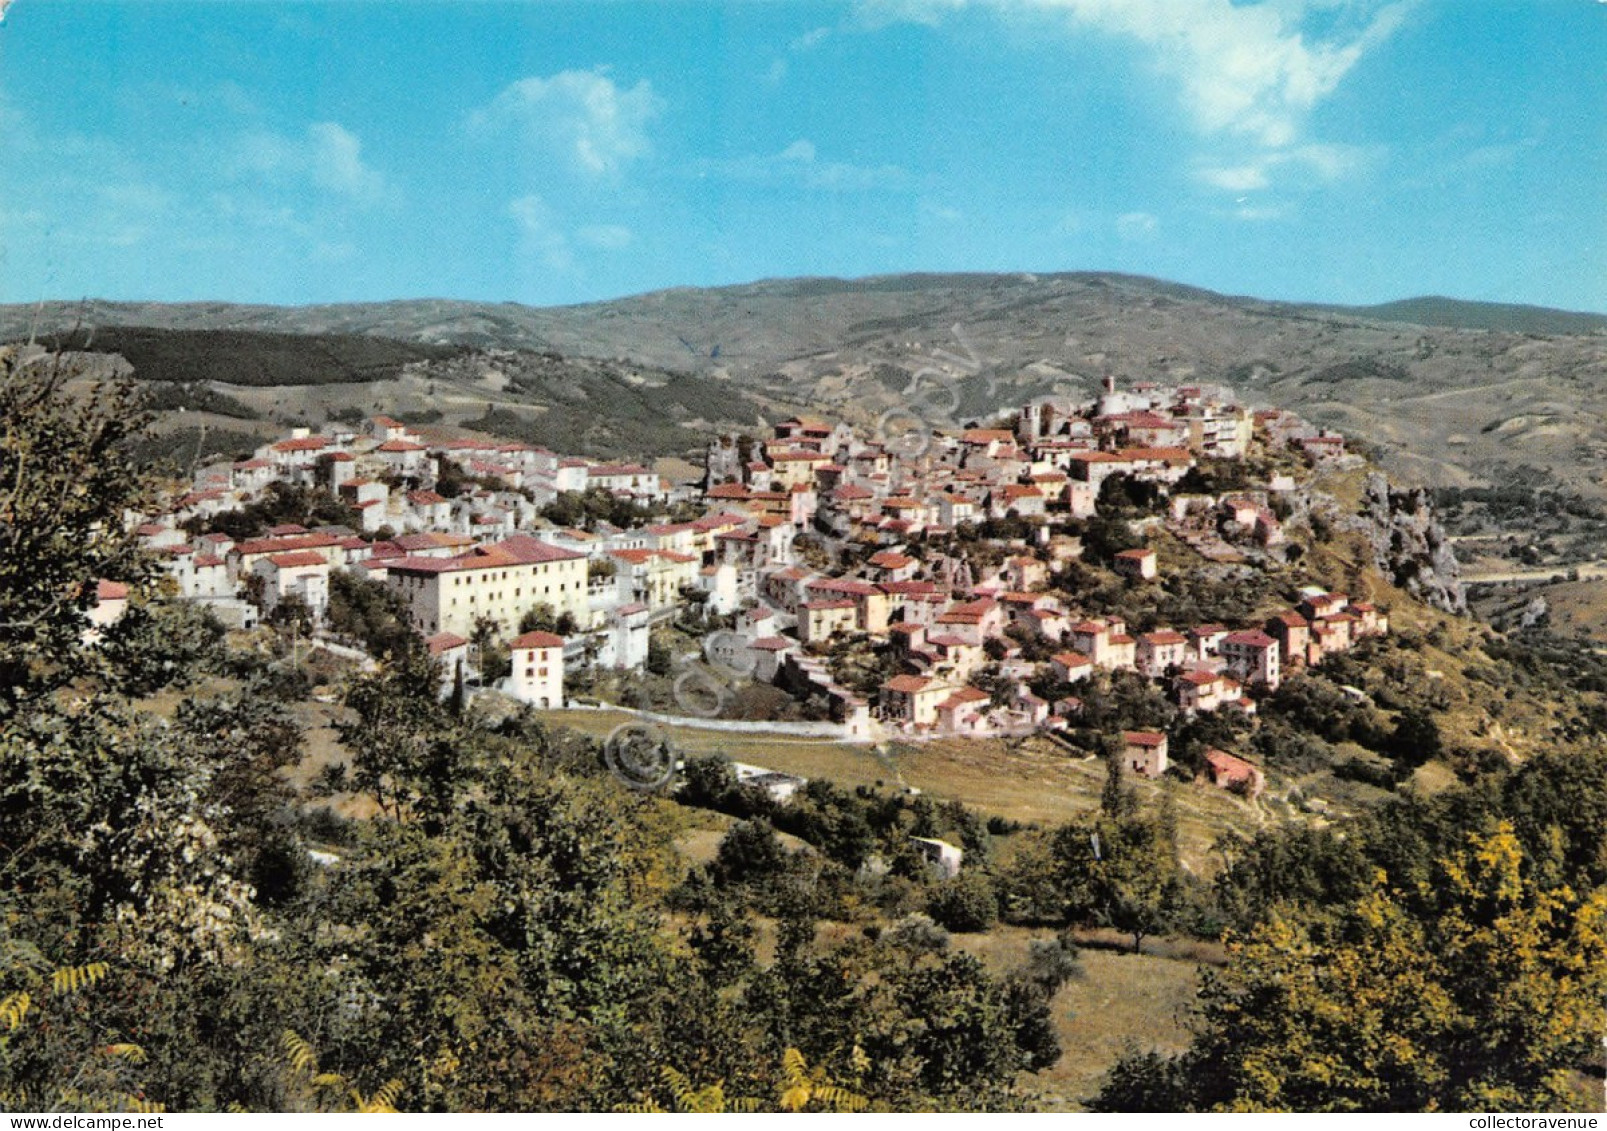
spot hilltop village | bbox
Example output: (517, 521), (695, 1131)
(119, 378), (1387, 791)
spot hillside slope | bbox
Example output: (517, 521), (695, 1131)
(7, 273), (1606, 494)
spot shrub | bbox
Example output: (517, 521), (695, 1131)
(926, 870), (999, 933)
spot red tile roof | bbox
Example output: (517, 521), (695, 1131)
(234, 534), (341, 557)
(266, 551), (328, 569)
(940, 687), (992, 708)
(884, 674), (932, 694)
(1205, 748), (1260, 782)
(511, 631), (565, 650)
(1143, 630), (1188, 645)
(1224, 629), (1277, 647)
(426, 632), (468, 654)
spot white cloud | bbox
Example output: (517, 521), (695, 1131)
(868, 0), (1409, 196)
(792, 26), (833, 50)
(509, 197), (634, 269)
(1230, 202), (1292, 222)
(1197, 163), (1272, 192)
(1196, 140), (1376, 191)
(1116, 211), (1159, 240)
(779, 139), (818, 163)
(472, 70), (664, 179)
(509, 194), (574, 272)
(306, 122), (386, 202)
(703, 138), (910, 192)
(577, 224), (634, 250)
(1019, 0), (1408, 148)
(235, 121), (390, 205)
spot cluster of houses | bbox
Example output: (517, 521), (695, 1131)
(111, 377), (1378, 795)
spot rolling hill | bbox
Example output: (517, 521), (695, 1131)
(7, 272), (1606, 495)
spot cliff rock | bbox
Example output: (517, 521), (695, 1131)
(1361, 472), (1467, 614)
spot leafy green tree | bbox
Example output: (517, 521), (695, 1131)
(1079, 514), (1143, 566)
(711, 820), (790, 890)
(99, 599), (225, 698)
(1087, 1043), (1186, 1112)
(326, 571), (417, 659)
(266, 593), (314, 640)
(0, 348), (153, 708)
(338, 647), (462, 823)
(1105, 824), (1607, 1112)
(204, 482), (361, 542)
(0, 696), (260, 975)
(1044, 795), (1183, 952)
(1386, 706), (1444, 770)
(172, 690), (306, 907)
(926, 871), (999, 933)
(687, 895), (757, 990)
(469, 614), (507, 684)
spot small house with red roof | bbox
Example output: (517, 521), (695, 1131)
(426, 632), (470, 697)
(1203, 748), (1265, 797)
(880, 674), (948, 728)
(936, 686), (992, 735)
(509, 630), (565, 708)
(1136, 629), (1188, 677)
(1113, 547), (1158, 581)
(1221, 629), (1280, 690)
(254, 550), (330, 622)
(1122, 731), (1169, 779)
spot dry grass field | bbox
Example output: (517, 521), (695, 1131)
(534, 708), (1268, 873)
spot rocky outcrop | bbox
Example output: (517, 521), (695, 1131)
(1361, 472), (1467, 614)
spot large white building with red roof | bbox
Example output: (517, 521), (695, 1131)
(385, 536), (587, 640)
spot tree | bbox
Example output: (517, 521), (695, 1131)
(98, 599), (225, 698)
(203, 482), (361, 542)
(1386, 706), (1443, 771)
(926, 871), (998, 933)
(338, 647), (461, 822)
(470, 614), (505, 684)
(173, 689), (307, 906)
(1107, 824), (1607, 1111)
(711, 820), (790, 890)
(1047, 797), (1183, 952)
(646, 631), (673, 676)
(0, 348), (154, 708)
(266, 593), (314, 640)
(517, 604), (557, 635)
(0, 958), (161, 1113)
(326, 571), (417, 659)
(1080, 514), (1143, 566)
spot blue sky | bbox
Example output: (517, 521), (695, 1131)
(0, 0), (1602, 311)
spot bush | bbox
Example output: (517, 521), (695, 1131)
(926, 870), (999, 933)
(710, 819), (790, 888)
(98, 598), (225, 697)
(884, 913), (951, 955)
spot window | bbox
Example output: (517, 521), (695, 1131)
(526, 667), (535, 678)
(539, 667), (548, 678)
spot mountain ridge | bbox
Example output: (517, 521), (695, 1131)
(5, 272), (1603, 357)
(7, 271), (1606, 497)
